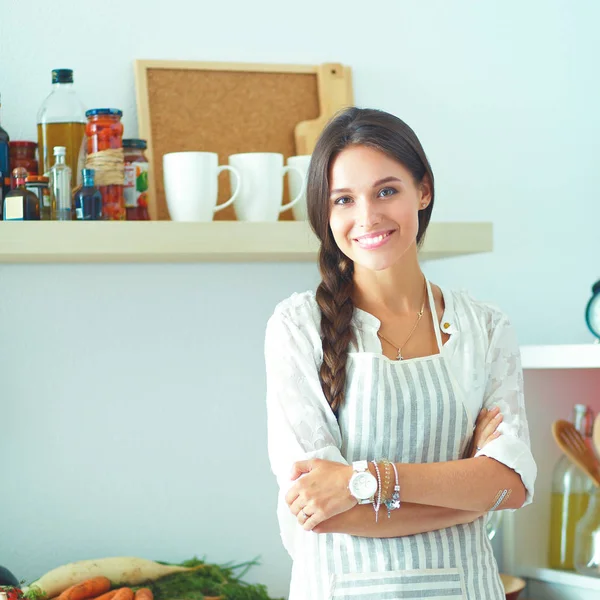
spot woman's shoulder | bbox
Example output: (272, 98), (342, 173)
(442, 286), (512, 339)
(268, 290), (322, 337)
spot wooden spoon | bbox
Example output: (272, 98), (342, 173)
(593, 414), (600, 459)
(552, 420), (600, 486)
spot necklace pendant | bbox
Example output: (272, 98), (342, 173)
(396, 350), (403, 360)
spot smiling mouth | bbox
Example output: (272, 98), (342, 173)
(354, 230), (395, 249)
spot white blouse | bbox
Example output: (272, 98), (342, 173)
(264, 285), (537, 560)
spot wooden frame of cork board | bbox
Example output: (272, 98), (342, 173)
(134, 59), (353, 220)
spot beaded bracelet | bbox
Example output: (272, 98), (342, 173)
(384, 461), (401, 518)
(371, 460), (382, 523)
(382, 460), (392, 503)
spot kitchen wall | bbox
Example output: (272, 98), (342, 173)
(1, 0), (599, 597)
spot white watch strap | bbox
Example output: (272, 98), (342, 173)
(352, 459), (368, 472)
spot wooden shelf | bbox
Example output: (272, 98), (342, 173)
(0, 221), (493, 263)
(521, 344), (600, 369)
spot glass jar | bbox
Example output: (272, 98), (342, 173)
(574, 487), (600, 577)
(123, 139), (149, 220)
(84, 108), (125, 220)
(25, 175), (52, 220)
(9, 141), (38, 175)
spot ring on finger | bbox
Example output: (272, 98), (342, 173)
(301, 509), (309, 520)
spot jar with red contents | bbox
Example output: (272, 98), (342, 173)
(9, 141), (38, 175)
(123, 139), (150, 220)
(84, 108), (125, 220)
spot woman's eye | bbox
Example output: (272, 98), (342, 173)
(378, 187), (397, 198)
(333, 196), (352, 205)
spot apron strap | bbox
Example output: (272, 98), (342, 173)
(426, 279), (443, 352)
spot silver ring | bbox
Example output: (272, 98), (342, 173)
(476, 446), (482, 451)
(301, 509), (309, 520)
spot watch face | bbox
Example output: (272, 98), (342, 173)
(586, 293), (600, 338)
(351, 471), (378, 500)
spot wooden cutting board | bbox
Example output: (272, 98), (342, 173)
(294, 63), (354, 155)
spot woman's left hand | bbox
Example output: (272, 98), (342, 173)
(285, 459), (358, 531)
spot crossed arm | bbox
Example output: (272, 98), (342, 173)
(285, 407), (527, 537)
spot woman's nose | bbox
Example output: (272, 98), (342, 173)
(356, 198), (381, 229)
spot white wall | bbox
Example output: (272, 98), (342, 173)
(1, 1), (599, 598)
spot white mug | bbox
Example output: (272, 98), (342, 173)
(163, 152), (241, 221)
(287, 155), (311, 221)
(228, 152), (305, 222)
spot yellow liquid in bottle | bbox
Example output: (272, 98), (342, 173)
(549, 492), (590, 570)
(37, 122), (85, 179)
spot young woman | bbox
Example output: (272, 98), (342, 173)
(265, 107), (536, 599)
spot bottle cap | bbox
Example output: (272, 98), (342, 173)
(52, 69), (74, 84)
(123, 139), (147, 150)
(12, 167), (28, 178)
(82, 168), (95, 180)
(85, 108), (123, 118)
(53, 146), (66, 155)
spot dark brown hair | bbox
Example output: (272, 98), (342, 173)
(306, 107), (435, 415)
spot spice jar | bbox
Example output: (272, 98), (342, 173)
(123, 139), (150, 220)
(84, 108), (125, 220)
(9, 141), (38, 175)
(25, 175), (52, 220)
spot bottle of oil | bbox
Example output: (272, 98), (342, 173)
(37, 69), (86, 184)
(549, 403), (594, 569)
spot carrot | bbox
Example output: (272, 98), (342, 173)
(58, 577), (111, 600)
(133, 589), (152, 600)
(90, 591), (119, 600)
(110, 589), (133, 600)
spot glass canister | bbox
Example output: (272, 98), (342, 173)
(9, 141), (38, 175)
(574, 487), (600, 577)
(25, 175), (52, 220)
(123, 139), (150, 220)
(84, 108), (125, 220)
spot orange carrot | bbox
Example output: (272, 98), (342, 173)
(110, 589), (133, 600)
(133, 589), (152, 600)
(58, 578), (111, 600)
(90, 591), (119, 600)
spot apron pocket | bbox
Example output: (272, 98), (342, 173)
(329, 567), (465, 599)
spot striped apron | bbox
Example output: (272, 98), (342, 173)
(289, 280), (505, 599)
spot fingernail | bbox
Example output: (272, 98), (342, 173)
(495, 414), (502, 420)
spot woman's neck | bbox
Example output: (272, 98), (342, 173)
(352, 252), (426, 318)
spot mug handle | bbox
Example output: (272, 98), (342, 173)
(213, 165), (241, 212)
(279, 165), (305, 213)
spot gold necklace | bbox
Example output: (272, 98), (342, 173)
(377, 279), (427, 361)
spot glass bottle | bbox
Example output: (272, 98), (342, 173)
(574, 487), (600, 577)
(73, 169), (102, 220)
(0, 93), (10, 201)
(49, 146), (73, 221)
(3, 167), (40, 220)
(37, 69), (86, 183)
(123, 139), (150, 220)
(549, 404), (594, 569)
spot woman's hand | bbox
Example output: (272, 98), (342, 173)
(285, 459), (358, 531)
(466, 406), (503, 458)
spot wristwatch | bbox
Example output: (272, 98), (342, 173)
(348, 460), (378, 504)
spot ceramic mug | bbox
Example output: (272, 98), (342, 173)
(286, 155), (311, 221)
(163, 152), (241, 221)
(228, 152), (305, 221)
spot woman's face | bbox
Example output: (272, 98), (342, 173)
(328, 145), (431, 272)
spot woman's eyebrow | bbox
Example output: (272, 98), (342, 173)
(330, 176), (403, 195)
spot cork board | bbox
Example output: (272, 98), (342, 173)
(134, 60), (353, 221)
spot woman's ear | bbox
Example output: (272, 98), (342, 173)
(419, 175), (432, 208)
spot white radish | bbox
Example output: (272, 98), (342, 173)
(22, 557), (199, 598)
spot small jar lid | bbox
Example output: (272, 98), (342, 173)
(26, 175), (50, 184)
(9, 140), (38, 149)
(123, 139), (147, 149)
(85, 108), (123, 118)
(12, 167), (28, 178)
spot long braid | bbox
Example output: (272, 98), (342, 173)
(315, 235), (355, 415)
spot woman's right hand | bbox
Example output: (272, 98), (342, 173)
(467, 406), (503, 458)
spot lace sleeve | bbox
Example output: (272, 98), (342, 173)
(264, 308), (349, 557)
(474, 311), (537, 507)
